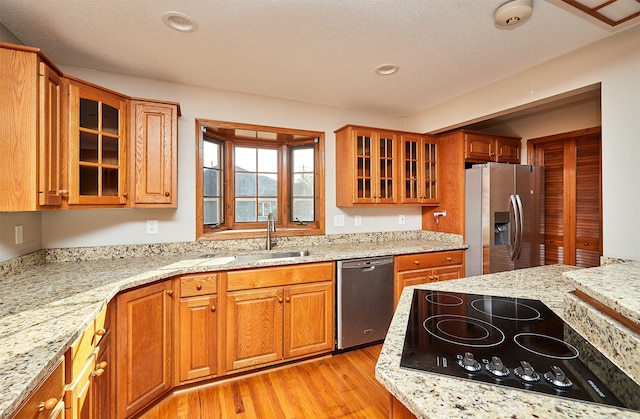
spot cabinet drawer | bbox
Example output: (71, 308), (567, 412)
(11, 357), (65, 419)
(396, 250), (463, 271)
(179, 273), (218, 297)
(66, 306), (110, 383)
(227, 262), (334, 291)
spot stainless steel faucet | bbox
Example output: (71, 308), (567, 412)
(266, 212), (276, 250)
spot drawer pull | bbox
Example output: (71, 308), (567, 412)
(95, 328), (106, 337)
(196, 284), (202, 290)
(584, 242), (589, 246)
(446, 257), (452, 261)
(413, 261), (420, 265)
(285, 297), (291, 303)
(39, 398), (58, 411)
(165, 192), (170, 197)
(549, 238), (554, 242)
(167, 290), (174, 296)
(278, 296), (283, 303)
(211, 305), (216, 312)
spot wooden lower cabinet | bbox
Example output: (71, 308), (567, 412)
(394, 250), (464, 306)
(177, 294), (218, 382)
(225, 262), (335, 373)
(11, 357), (65, 419)
(115, 281), (173, 419)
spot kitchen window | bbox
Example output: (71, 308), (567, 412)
(196, 119), (325, 240)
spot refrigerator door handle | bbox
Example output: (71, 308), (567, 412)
(515, 194), (524, 260)
(508, 194), (519, 261)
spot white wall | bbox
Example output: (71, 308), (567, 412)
(405, 26), (640, 260)
(41, 72), (422, 249)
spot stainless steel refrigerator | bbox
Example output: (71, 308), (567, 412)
(465, 163), (544, 276)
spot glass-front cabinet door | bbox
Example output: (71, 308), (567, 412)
(68, 80), (127, 205)
(352, 129), (397, 204)
(401, 134), (439, 205)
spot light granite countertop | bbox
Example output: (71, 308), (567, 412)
(376, 264), (640, 419)
(0, 238), (464, 419)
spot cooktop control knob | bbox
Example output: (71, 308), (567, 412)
(458, 352), (482, 373)
(486, 356), (510, 377)
(514, 361), (540, 382)
(544, 365), (573, 388)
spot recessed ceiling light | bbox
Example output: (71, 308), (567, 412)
(375, 64), (399, 76)
(162, 11), (198, 32)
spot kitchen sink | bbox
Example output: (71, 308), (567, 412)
(234, 250), (309, 263)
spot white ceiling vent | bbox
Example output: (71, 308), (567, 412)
(494, 0), (534, 28)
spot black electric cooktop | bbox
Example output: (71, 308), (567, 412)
(400, 290), (640, 412)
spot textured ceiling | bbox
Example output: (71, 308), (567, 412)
(0, 0), (637, 116)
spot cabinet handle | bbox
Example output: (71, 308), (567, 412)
(196, 284), (202, 290)
(211, 305), (216, 312)
(278, 296), (283, 303)
(94, 328), (106, 337)
(549, 238), (554, 242)
(167, 290), (174, 296)
(413, 261), (420, 265)
(39, 398), (58, 411)
(584, 242), (589, 246)
(165, 192), (170, 197)
(433, 276), (439, 281)
(92, 361), (108, 377)
(446, 257), (452, 261)
(285, 297), (291, 303)
(58, 189), (69, 195)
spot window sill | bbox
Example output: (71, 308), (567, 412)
(198, 226), (324, 241)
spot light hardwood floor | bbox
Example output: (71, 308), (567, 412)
(139, 344), (388, 418)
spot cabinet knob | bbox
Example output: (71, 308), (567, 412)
(413, 261), (420, 265)
(122, 192), (128, 198)
(549, 238), (554, 242)
(433, 276), (439, 281)
(165, 192), (170, 197)
(92, 367), (105, 377)
(211, 305), (216, 312)
(584, 242), (589, 246)
(39, 398), (58, 411)
(94, 328), (106, 337)
(167, 290), (174, 296)
(97, 361), (108, 369)
(285, 297), (291, 303)
(196, 284), (202, 290)
(446, 257), (452, 261)
(58, 189), (69, 195)
(278, 296), (283, 303)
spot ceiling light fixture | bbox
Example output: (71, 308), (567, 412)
(162, 11), (198, 32)
(375, 64), (399, 76)
(494, 0), (534, 28)
(560, 0), (640, 26)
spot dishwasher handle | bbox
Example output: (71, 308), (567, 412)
(339, 257), (394, 270)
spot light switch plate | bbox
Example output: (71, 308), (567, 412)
(354, 215), (362, 226)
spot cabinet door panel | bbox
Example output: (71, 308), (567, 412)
(431, 265), (463, 282)
(284, 282), (333, 359)
(395, 269), (434, 306)
(226, 288), (283, 371)
(131, 101), (177, 207)
(116, 281), (172, 418)
(38, 62), (63, 206)
(178, 295), (217, 382)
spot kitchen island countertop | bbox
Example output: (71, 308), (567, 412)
(376, 263), (640, 419)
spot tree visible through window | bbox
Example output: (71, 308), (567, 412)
(197, 120), (325, 240)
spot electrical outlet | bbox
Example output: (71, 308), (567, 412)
(354, 215), (362, 226)
(334, 214), (345, 227)
(14, 225), (23, 245)
(146, 219), (159, 235)
(399, 214), (405, 225)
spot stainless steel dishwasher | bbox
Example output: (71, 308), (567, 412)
(336, 256), (394, 350)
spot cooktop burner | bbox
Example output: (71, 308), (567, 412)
(400, 290), (640, 412)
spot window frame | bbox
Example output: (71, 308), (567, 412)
(196, 119), (325, 240)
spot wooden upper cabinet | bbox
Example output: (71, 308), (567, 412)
(464, 131), (521, 164)
(130, 100), (180, 207)
(0, 43), (63, 211)
(335, 125), (399, 206)
(401, 134), (439, 205)
(66, 78), (128, 207)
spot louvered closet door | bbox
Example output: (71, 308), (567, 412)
(531, 128), (602, 268)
